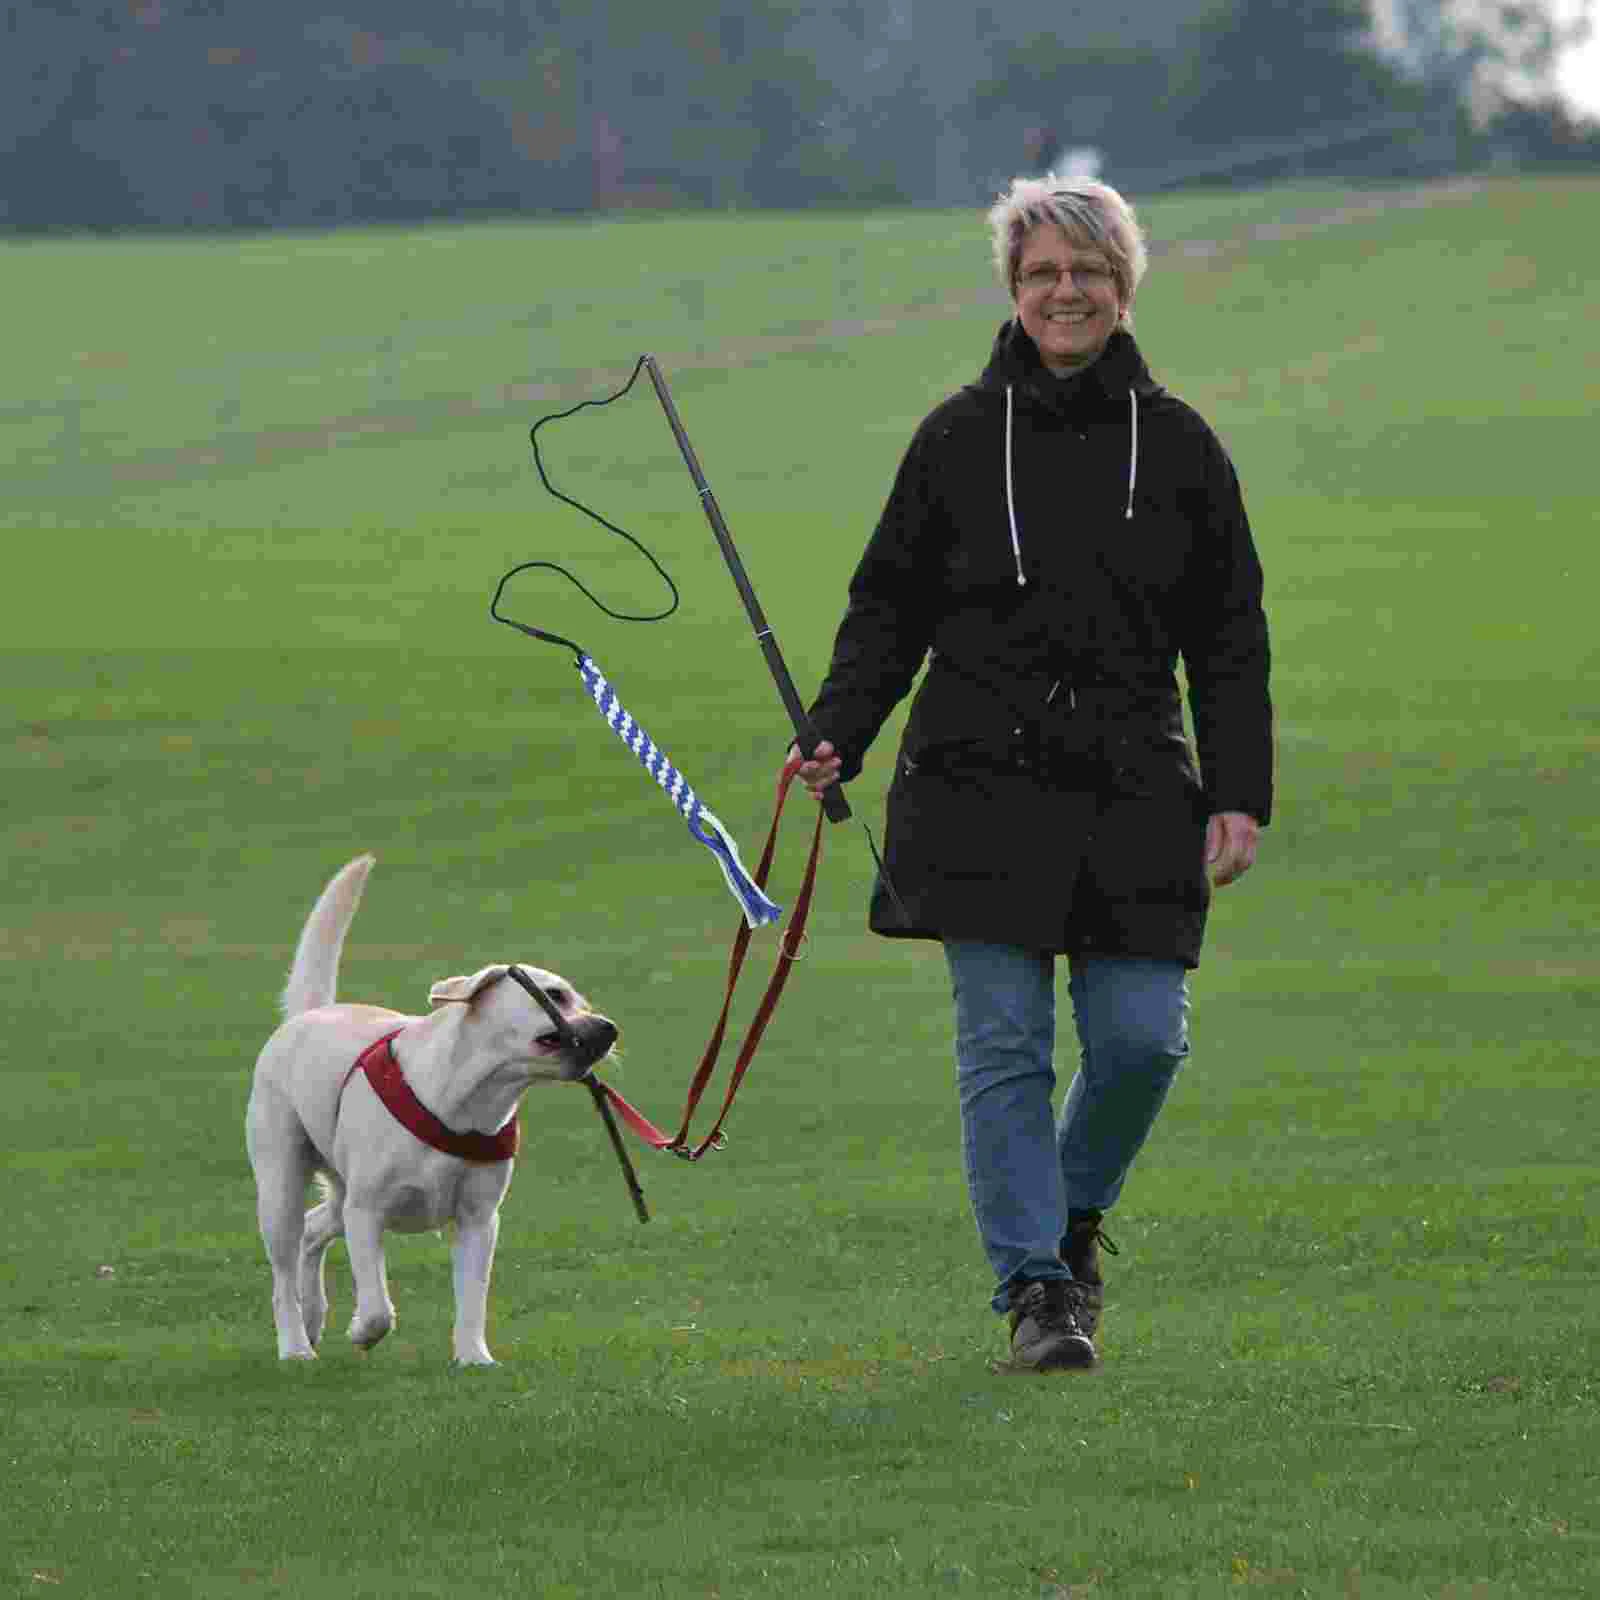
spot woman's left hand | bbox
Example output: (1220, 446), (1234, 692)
(1206, 811), (1260, 888)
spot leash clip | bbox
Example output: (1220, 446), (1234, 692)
(666, 1130), (729, 1161)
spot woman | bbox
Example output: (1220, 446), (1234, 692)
(790, 176), (1273, 1371)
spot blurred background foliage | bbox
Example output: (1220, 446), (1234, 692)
(2, 0), (1596, 231)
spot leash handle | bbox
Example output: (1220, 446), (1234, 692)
(643, 354), (851, 825)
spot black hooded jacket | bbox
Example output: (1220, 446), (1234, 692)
(805, 322), (1272, 965)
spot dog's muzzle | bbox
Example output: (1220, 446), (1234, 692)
(565, 1014), (618, 1074)
(505, 964), (617, 1078)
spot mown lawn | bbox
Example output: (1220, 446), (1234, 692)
(2, 176), (1597, 1598)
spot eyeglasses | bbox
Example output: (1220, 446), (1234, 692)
(1016, 260), (1115, 294)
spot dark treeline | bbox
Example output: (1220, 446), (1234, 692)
(4, 0), (1596, 232)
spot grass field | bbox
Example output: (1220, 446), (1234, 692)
(3, 175), (1598, 1599)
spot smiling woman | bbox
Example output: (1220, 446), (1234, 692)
(1013, 238), (1124, 373)
(993, 177), (1154, 387)
(786, 172), (1274, 1375)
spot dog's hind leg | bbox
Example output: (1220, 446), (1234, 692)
(247, 1099), (320, 1361)
(343, 1205), (396, 1351)
(299, 1177), (345, 1350)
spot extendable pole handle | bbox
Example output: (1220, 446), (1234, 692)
(643, 356), (851, 825)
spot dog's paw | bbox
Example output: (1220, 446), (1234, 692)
(277, 1347), (318, 1362)
(452, 1349), (498, 1368)
(348, 1309), (394, 1349)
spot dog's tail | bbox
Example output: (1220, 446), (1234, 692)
(281, 854), (376, 1018)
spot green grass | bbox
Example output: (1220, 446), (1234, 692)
(3, 176), (1598, 1599)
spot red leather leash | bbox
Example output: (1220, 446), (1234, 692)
(594, 755), (824, 1160)
(334, 760), (823, 1195)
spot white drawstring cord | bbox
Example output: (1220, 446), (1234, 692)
(1004, 383), (1139, 575)
(1004, 384), (1025, 585)
(1125, 387), (1138, 519)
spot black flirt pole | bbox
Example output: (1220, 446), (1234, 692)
(642, 355), (851, 826)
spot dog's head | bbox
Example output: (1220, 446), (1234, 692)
(427, 964), (617, 1083)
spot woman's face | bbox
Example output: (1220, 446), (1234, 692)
(1012, 223), (1126, 374)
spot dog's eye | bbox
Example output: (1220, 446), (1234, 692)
(545, 987), (573, 1009)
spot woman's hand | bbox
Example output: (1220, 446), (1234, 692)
(1206, 810), (1260, 888)
(787, 739), (843, 796)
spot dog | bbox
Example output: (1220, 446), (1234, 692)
(245, 854), (617, 1364)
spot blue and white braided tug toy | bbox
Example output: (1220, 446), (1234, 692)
(578, 654), (782, 929)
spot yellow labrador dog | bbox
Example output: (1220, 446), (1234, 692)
(246, 855), (617, 1364)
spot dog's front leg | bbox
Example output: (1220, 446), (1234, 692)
(451, 1208), (501, 1366)
(343, 1206), (397, 1351)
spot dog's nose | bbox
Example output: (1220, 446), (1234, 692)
(573, 1014), (618, 1070)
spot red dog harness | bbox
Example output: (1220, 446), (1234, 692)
(343, 1029), (520, 1163)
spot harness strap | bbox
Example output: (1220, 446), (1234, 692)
(342, 1029), (520, 1163)
(594, 755), (824, 1160)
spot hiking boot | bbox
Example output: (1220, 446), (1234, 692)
(1005, 1277), (1097, 1371)
(1059, 1211), (1118, 1339)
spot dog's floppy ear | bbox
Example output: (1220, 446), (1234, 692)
(427, 964), (510, 1008)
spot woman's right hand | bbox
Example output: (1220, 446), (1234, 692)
(787, 739), (842, 796)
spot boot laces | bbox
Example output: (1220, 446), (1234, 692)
(1065, 1217), (1119, 1275)
(1015, 1277), (1091, 1336)
(1079, 1220), (1119, 1257)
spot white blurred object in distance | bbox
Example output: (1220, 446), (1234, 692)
(1557, 10), (1600, 117)
(1053, 146), (1103, 179)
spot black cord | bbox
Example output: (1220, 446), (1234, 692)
(489, 356), (681, 660)
(493, 352), (911, 926)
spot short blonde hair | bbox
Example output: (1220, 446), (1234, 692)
(987, 175), (1148, 323)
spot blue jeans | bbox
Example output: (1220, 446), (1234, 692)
(943, 941), (1191, 1312)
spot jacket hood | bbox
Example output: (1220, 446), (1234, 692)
(977, 322), (1162, 416)
(976, 322), (1162, 585)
